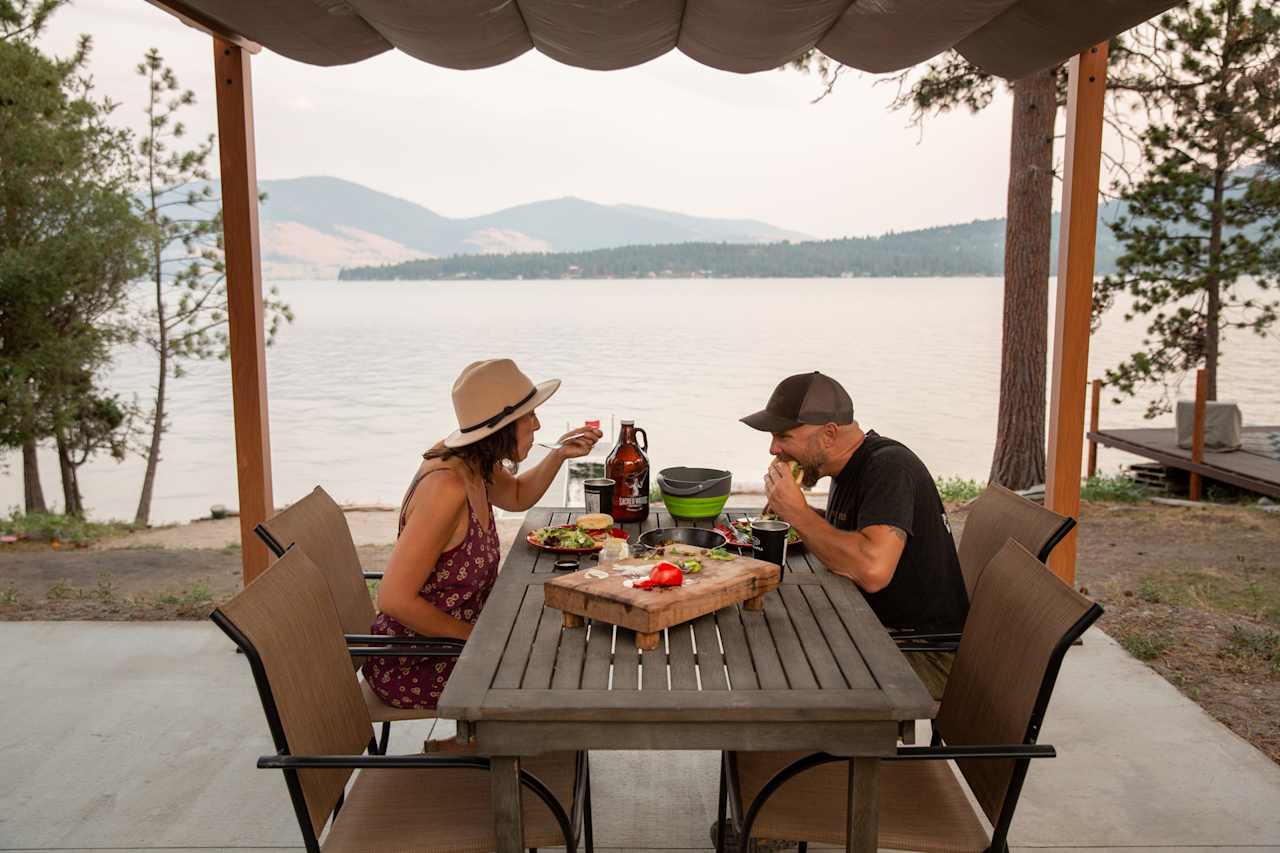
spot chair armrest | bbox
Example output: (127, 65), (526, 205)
(346, 634), (465, 650)
(889, 744), (1056, 761)
(894, 631), (961, 643)
(362, 571), (384, 580)
(259, 753), (489, 770)
(348, 645), (464, 657)
(897, 641), (960, 653)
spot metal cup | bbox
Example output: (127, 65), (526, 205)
(750, 519), (791, 579)
(553, 557), (580, 572)
(583, 478), (615, 515)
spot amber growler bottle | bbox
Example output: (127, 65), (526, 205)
(606, 420), (649, 522)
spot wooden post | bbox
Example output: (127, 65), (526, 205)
(1189, 368), (1208, 500)
(1087, 379), (1102, 478)
(214, 38), (274, 585)
(1044, 43), (1109, 586)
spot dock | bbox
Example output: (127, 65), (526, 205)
(1088, 425), (1280, 498)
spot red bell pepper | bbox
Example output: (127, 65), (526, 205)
(633, 561), (684, 590)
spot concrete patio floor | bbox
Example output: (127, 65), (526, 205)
(1, 621), (1278, 852)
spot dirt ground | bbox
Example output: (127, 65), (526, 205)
(2, 500), (1277, 762)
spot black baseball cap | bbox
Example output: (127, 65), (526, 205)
(740, 371), (855, 433)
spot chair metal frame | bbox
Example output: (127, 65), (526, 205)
(212, 605), (593, 853)
(716, 598), (1102, 853)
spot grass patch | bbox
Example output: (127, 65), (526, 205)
(1, 511), (138, 545)
(935, 477), (983, 503)
(46, 579), (75, 599)
(0, 585), (20, 605)
(1120, 630), (1171, 661)
(1133, 568), (1280, 625)
(1222, 625), (1280, 673)
(155, 580), (212, 608)
(95, 572), (116, 601)
(366, 579), (380, 600)
(1081, 473), (1146, 503)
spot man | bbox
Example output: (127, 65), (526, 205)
(741, 370), (967, 699)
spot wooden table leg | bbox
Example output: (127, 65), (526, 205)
(847, 757), (879, 853)
(563, 612), (585, 628)
(490, 756), (524, 853)
(635, 631), (660, 651)
(743, 594), (764, 611)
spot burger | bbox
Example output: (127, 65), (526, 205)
(576, 513), (614, 534)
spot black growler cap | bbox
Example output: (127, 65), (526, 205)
(740, 371), (854, 433)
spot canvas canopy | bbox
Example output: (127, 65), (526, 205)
(151, 0), (1177, 79)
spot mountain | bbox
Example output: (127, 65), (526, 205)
(253, 176), (811, 278)
(339, 213), (1131, 281)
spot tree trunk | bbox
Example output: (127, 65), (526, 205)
(1205, 167), (1225, 401)
(989, 69), (1058, 489)
(22, 437), (47, 514)
(135, 329), (166, 527)
(54, 426), (82, 518)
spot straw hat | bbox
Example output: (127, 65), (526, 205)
(443, 359), (560, 448)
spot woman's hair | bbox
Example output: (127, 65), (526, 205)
(424, 420), (519, 483)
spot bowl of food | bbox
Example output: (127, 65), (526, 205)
(657, 467), (732, 519)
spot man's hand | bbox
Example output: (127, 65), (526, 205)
(556, 426), (603, 460)
(763, 458), (807, 522)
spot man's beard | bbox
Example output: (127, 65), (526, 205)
(799, 448), (825, 488)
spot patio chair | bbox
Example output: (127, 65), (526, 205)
(211, 545), (593, 853)
(894, 483), (1075, 651)
(717, 539), (1102, 853)
(254, 486), (463, 753)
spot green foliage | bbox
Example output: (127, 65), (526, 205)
(0, 510), (136, 544)
(0, 2), (150, 517)
(934, 476), (983, 503)
(1081, 473), (1147, 502)
(1093, 1), (1280, 417)
(1120, 630), (1171, 660)
(155, 579), (211, 608)
(0, 585), (20, 605)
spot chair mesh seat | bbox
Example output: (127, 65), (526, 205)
(734, 751), (989, 853)
(321, 753), (579, 853)
(359, 677), (439, 723)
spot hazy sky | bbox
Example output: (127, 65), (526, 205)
(45, 0), (1024, 239)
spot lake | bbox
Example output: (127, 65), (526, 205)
(3, 278), (1277, 524)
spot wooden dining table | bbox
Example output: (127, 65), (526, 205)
(437, 505), (935, 853)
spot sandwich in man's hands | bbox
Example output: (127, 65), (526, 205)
(774, 456), (807, 488)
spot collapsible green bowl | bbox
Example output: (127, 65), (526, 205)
(658, 467), (733, 519)
(662, 493), (730, 519)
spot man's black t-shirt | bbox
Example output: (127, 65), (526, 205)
(825, 431), (968, 634)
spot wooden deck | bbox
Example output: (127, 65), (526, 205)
(1088, 425), (1280, 498)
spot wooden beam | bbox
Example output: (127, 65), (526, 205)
(143, 0), (261, 53)
(1189, 368), (1208, 500)
(1044, 42), (1109, 586)
(1087, 379), (1102, 478)
(213, 38), (274, 585)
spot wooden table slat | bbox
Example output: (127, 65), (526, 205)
(580, 621), (613, 689)
(797, 584), (877, 689)
(715, 605), (760, 691)
(551, 621), (588, 690)
(762, 591), (819, 689)
(490, 587), (544, 689)
(612, 626), (640, 690)
(520, 603), (564, 690)
(740, 603), (789, 690)
(779, 585), (848, 689)
(667, 623), (699, 690)
(692, 613), (730, 691)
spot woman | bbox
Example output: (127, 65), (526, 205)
(363, 358), (602, 712)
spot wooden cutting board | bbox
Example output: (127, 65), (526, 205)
(543, 548), (781, 650)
